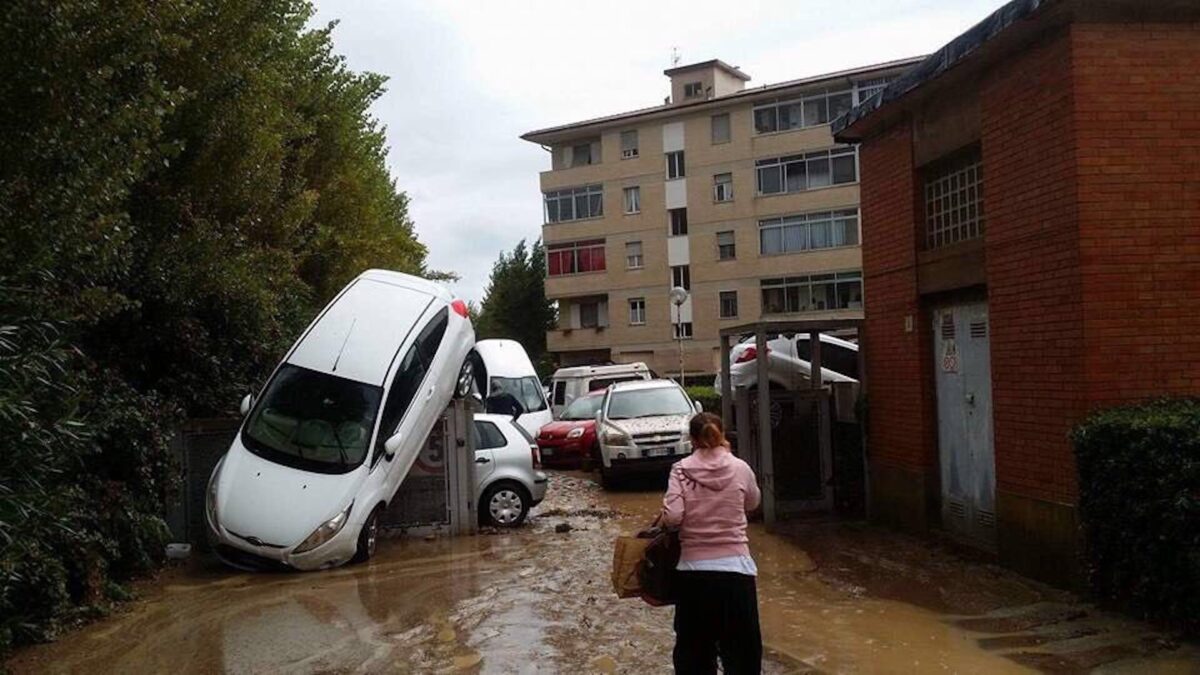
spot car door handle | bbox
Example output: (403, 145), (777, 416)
(425, 386), (435, 400)
(475, 457), (491, 464)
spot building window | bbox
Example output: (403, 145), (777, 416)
(621, 130), (639, 159)
(671, 264), (691, 290)
(623, 186), (641, 214)
(752, 79), (892, 134)
(673, 322), (694, 340)
(546, 239), (606, 276)
(628, 298), (646, 325)
(924, 147), (984, 249)
(759, 209), (859, 255)
(544, 185), (603, 223)
(572, 142), (594, 167)
(666, 150), (686, 180)
(713, 172), (733, 202)
(625, 241), (643, 269)
(684, 81), (704, 98)
(711, 113), (731, 144)
(717, 231), (736, 260)
(719, 291), (738, 319)
(760, 271), (863, 315)
(756, 147), (857, 195)
(579, 301), (600, 328)
(669, 208), (688, 236)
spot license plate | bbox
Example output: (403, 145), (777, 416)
(540, 447), (553, 456)
(645, 447), (671, 457)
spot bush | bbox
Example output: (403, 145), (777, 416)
(686, 386), (722, 416)
(1071, 399), (1200, 635)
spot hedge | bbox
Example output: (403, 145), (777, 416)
(1071, 398), (1200, 635)
(686, 386), (721, 416)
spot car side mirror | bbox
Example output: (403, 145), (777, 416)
(239, 393), (254, 417)
(694, 400), (704, 413)
(384, 433), (403, 459)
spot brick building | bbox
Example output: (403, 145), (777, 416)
(833, 0), (1200, 586)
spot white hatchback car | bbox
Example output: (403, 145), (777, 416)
(208, 269), (476, 571)
(594, 380), (701, 488)
(473, 414), (548, 527)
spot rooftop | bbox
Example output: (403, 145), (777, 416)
(521, 56), (925, 145)
(663, 58), (751, 81)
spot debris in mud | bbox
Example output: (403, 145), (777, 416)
(537, 507), (618, 520)
(554, 522), (573, 533)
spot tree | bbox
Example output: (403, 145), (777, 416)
(0, 0), (440, 653)
(475, 239), (557, 375)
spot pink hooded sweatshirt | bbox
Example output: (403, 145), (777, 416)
(661, 446), (761, 562)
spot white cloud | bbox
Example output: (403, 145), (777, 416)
(312, 0), (1001, 302)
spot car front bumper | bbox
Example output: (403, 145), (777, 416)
(208, 518), (360, 572)
(536, 438), (590, 465)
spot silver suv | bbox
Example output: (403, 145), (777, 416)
(594, 380), (701, 488)
(473, 413), (548, 527)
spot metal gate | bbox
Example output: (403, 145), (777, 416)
(933, 302), (996, 547)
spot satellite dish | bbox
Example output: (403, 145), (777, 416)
(669, 286), (689, 306)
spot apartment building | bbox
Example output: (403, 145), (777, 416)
(522, 57), (921, 378)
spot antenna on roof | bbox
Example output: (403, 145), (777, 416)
(670, 47), (681, 67)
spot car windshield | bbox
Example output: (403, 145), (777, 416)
(607, 387), (693, 420)
(560, 394), (603, 420)
(490, 376), (547, 413)
(242, 364), (382, 474)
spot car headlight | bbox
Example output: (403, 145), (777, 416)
(602, 427), (631, 446)
(293, 501), (353, 554)
(566, 427), (585, 439)
(206, 458), (224, 530)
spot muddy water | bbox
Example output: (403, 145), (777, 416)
(8, 472), (1197, 674)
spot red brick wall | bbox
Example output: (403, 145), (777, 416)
(1072, 24), (1200, 405)
(860, 120), (937, 476)
(981, 28), (1086, 506)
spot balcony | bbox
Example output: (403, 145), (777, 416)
(546, 325), (613, 353)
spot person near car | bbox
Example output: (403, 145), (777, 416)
(661, 412), (762, 674)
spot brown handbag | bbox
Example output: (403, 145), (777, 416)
(610, 515), (681, 606)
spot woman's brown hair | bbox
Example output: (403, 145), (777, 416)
(689, 412), (726, 450)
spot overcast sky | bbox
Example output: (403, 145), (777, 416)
(311, 0), (1001, 303)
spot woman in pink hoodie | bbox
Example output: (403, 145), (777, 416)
(662, 412), (762, 674)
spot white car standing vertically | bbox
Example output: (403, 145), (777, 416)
(207, 269), (476, 571)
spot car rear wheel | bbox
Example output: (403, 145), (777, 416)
(455, 356), (474, 399)
(351, 504), (383, 564)
(480, 481), (529, 528)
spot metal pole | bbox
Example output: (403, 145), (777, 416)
(676, 300), (685, 388)
(756, 328), (775, 528)
(719, 333), (733, 425)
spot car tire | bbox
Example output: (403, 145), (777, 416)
(598, 461), (618, 490)
(480, 481), (529, 528)
(454, 356), (474, 399)
(582, 443), (601, 472)
(351, 504), (383, 564)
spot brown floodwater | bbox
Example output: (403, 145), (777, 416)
(8, 471), (1197, 674)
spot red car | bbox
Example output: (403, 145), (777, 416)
(536, 391), (604, 467)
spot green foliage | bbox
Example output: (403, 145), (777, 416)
(475, 239), (558, 377)
(1071, 399), (1200, 635)
(0, 0), (438, 655)
(685, 386), (721, 416)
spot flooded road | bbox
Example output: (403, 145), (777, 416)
(8, 471), (1197, 674)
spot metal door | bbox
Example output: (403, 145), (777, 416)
(933, 303), (996, 546)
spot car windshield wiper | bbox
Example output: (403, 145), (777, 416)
(330, 429), (351, 468)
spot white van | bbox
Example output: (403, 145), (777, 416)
(470, 339), (552, 437)
(548, 362), (653, 417)
(207, 269), (476, 571)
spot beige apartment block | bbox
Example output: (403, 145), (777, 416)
(522, 57), (921, 380)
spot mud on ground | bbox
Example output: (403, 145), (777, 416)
(7, 471), (1198, 674)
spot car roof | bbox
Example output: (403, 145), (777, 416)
(359, 268), (453, 301)
(475, 413), (516, 425)
(553, 362), (650, 379)
(474, 339), (537, 378)
(608, 378), (681, 393)
(738, 332), (858, 350)
(287, 275), (436, 385)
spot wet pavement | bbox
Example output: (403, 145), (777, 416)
(8, 470), (1198, 674)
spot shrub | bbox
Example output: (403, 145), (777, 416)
(1071, 399), (1200, 635)
(685, 386), (722, 417)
